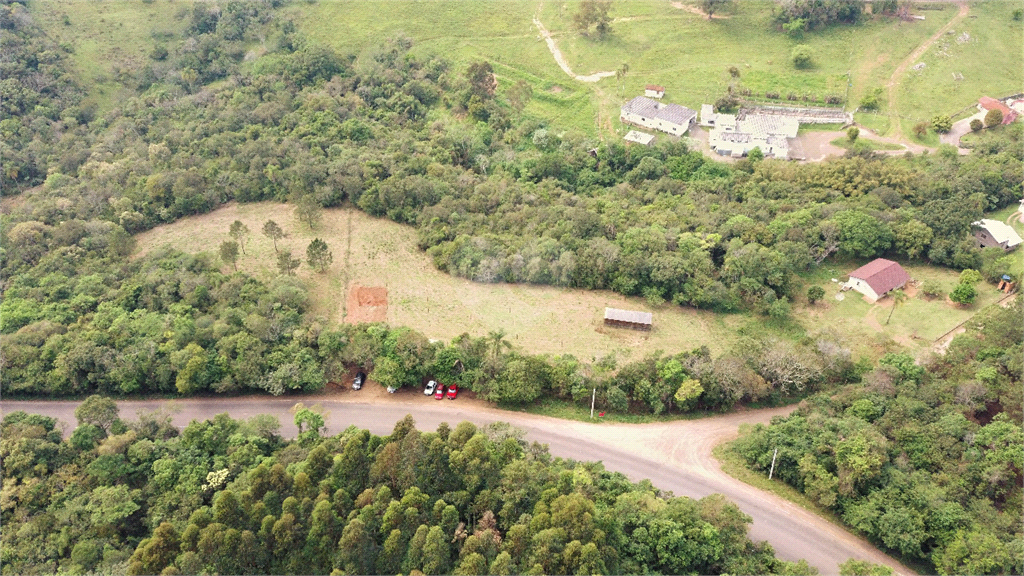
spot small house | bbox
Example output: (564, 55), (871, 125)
(978, 97), (1018, 124)
(645, 84), (665, 99)
(624, 130), (656, 146)
(620, 96), (696, 136)
(699, 104), (716, 127)
(604, 307), (652, 331)
(972, 219), (1023, 251)
(847, 259), (910, 302)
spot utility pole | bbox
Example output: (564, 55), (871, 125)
(768, 448), (779, 480)
(590, 388), (596, 419)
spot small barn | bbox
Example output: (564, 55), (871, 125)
(645, 84), (665, 99)
(604, 307), (653, 331)
(972, 219), (1023, 251)
(847, 259), (910, 302)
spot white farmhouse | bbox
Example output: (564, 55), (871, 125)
(645, 84), (666, 99)
(847, 259), (910, 302)
(621, 96), (696, 136)
(703, 106), (799, 158)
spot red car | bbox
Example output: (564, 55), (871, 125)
(434, 385), (445, 400)
(446, 384), (458, 400)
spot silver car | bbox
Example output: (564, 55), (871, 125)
(424, 380), (438, 396)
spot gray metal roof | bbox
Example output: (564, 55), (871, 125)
(622, 96), (695, 127)
(604, 307), (653, 325)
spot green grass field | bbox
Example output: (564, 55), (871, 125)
(829, 136), (903, 151)
(29, 1), (1022, 140)
(895, 2), (1024, 136)
(27, 0), (187, 112)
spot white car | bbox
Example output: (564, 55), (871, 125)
(424, 380), (438, 396)
(387, 385), (398, 394)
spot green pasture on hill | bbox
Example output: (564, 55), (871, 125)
(30, 0), (1022, 139)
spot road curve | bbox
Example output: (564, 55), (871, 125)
(1, 395), (913, 575)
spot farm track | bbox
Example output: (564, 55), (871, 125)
(885, 1), (970, 140)
(3, 396), (914, 575)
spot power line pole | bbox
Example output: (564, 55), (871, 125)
(768, 448), (779, 480)
(591, 388), (596, 419)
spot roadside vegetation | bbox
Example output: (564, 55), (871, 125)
(1, 408), (816, 575)
(732, 299), (1023, 574)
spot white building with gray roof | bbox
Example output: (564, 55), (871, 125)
(705, 107), (799, 158)
(620, 96), (696, 136)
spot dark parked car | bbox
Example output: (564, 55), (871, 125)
(353, 371), (366, 390)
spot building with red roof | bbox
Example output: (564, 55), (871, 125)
(645, 85), (665, 99)
(978, 97), (1017, 124)
(847, 259), (910, 302)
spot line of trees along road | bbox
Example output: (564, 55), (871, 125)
(1, 408), (819, 575)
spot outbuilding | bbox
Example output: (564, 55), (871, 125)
(978, 97), (1018, 125)
(620, 96), (696, 136)
(972, 219), (1023, 251)
(847, 259), (910, 302)
(645, 84), (666, 99)
(604, 307), (652, 331)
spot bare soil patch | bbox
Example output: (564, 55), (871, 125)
(345, 284), (388, 324)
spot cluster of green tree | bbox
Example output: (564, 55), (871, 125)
(0, 247), (323, 396)
(0, 0), (87, 189)
(4, 0), (1022, 323)
(2, 406), (819, 575)
(734, 298), (1023, 575)
(0, 224), (858, 414)
(773, 0), (864, 31)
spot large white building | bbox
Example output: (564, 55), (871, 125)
(703, 107), (799, 158)
(620, 96), (696, 136)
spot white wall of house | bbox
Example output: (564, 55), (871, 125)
(620, 112), (689, 135)
(848, 277), (880, 301)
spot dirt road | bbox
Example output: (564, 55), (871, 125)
(533, 15), (616, 82)
(3, 394), (913, 575)
(885, 2), (970, 139)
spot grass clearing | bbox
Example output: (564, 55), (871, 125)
(791, 259), (1007, 359)
(895, 2), (1024, 136)
(134, 202), (747, 362)
(28, 0), (187, 113)
(829, 137), (904, 151)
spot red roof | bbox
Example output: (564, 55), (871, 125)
(979, 97), (1017, 124)
(849, 259), (909, 296)
(645, 84), (665, 92)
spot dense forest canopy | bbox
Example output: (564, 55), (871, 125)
(0, 410), (816, 575)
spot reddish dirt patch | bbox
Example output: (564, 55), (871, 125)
(345, 284), (388, 324)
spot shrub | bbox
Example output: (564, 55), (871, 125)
(984, 108), (1003, 127)
(969, 118), (983, 132)
(931, 114), (952, 133)
(859, 88), (882, 111)
(806, 285), (825, 304)
(825, 94), (843, 105)
(715, 95), (740, 113)
(728, 65), (740, 78)
(847, 127), (859, 142)
(1013, 8), (1023, 21)
(791, 45), (813, 68)
(959, 268), (983, 284)
(949, 281), (976, 305)
(920, 281), (945, 299)
(912, 121), (929, 138)
(787, 92), (798, 101)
